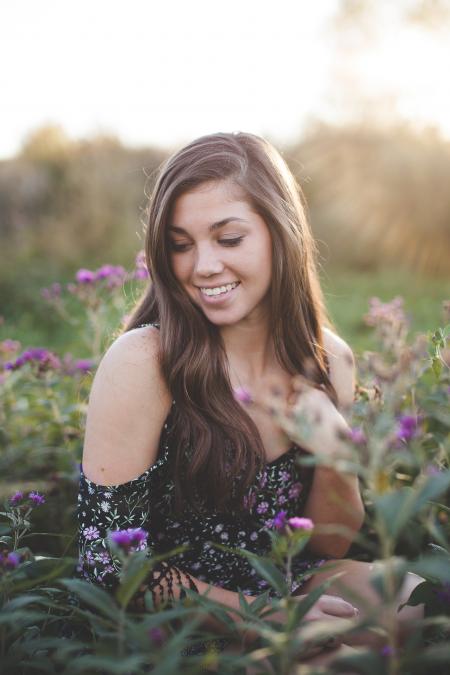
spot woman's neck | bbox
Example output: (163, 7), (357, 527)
(220, 320), (277, 386)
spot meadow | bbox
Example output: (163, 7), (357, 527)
(0, 255), (449, 673)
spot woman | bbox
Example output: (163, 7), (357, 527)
(77, 131), (422, 663)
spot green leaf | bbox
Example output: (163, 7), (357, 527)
(374, 470), (450, 539)
(410, 554), (450, 584)
(59, 578), (118, 619)
(286, 574), (340, 629)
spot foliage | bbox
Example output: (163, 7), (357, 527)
(0, 255), (449, 673)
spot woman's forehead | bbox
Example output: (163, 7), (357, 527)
(170, 181), (252, 228)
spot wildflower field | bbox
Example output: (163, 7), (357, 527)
(0, 254), (449, 674)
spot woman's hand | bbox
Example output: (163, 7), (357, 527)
(268, 377), (353, 461)
(289, 593), (359, 659)
(267, 593), (359, 659)
(293, 592), (359, 621)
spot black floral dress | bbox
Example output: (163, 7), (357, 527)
(77, 322), (329, 655)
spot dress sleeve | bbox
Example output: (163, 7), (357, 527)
(77, 462), (199, 610)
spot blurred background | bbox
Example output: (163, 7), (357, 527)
(1, 0), (449, 355)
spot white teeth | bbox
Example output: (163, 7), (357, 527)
(200, 281), (239, 296)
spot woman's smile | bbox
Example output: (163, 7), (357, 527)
(197, 280), (241, 304)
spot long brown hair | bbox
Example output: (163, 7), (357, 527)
(122, 131), (338, 516)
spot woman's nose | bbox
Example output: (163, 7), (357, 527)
(194, 245), (224, 276)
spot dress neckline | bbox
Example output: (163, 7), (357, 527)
(265, 443), (299, 466)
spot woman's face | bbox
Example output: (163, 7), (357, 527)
(168, 180), (273, 327)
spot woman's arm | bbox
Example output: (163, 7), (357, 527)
(303, 332), (365, 557)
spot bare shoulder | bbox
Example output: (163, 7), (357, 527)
(322, 327), (356, 410)
(81, 325), (173, 485)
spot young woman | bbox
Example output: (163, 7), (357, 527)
(77, 131), (422, 662)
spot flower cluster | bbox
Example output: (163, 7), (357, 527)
(363, 296), (411, 354)
(4, 347), (61, 372)
(73, 264), (127, 289)
(2, 347), (95, 377)
(9, 491), (46, 507)
(108, 528), (148, 553)
(40, 282), (62, 301)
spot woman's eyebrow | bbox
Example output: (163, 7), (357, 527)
(168, 217), (248, 234)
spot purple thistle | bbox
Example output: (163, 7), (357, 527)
(109, 527), (148, 552)
(1, 551), (21, 570)
(396, 415), (420, 442)
(273, 510), (288, 531)
(28, 491), (45, 506)
(287, 517), (314, 531)
(94, 264), (116, 280)
(74, 359), (95, 373)
(76, 268), (96, 283)
(10, 491), (24, 506)
(4, 348), (60, 372)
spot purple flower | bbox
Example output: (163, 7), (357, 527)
(83, 526), (100, 541)
(277, 495), (287, 505)
(1, 551), (21, 570)
(287, 517), (314, 531)
(76, 268), (96, 284)
(396, 415), (420, 442)
(10, 491), (24, 506)
(94, 265), (127, 288)
(109, 528), (148, 552)
(134, 267), (149, 280)
(4, 348), (61, 372)
(149, 626), (166, 647)
(233, 386), (253, 404)
(41, 282), (62, 301)
(381, 645), (395, 657)
(94, 264), (116, 280)
(273, 510), (288, 531)
(28, 491), (45, 506)
(75, 359), (94, 373)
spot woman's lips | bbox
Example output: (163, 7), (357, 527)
(198, 282), (240, 304)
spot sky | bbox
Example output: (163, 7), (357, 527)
(1, 0), (450, 160)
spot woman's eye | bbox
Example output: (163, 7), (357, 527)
(219, 237), (244, 247)
(170, 237), (244, 253)
(170, 242), (191, 252)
